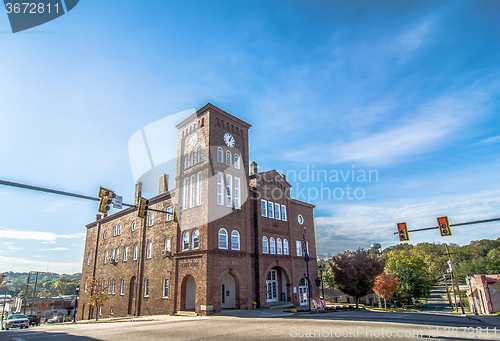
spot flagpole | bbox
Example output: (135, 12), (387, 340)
(306, 251), (311, 311)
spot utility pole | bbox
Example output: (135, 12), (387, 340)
(31, 272), (39, 315)
(442, 273), (452, 307)
(23, 272), (32, 315)
(445, 244), (465, 314)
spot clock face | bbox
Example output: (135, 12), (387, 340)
(188, 134), (198, 148)
(224, 133), (235, 148)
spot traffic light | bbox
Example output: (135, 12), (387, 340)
(98, 187), (116, 216)
(437, 216), (452, 237)
(137, 197), (149, 218)
(397, 222), (409, 242)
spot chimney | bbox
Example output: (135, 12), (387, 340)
(159, 174), (169, 194)
(282, 173), (286, 181)
(134, 182), (142, 205)
(250, 161), (258, 175)
(96, 214), (102, 221)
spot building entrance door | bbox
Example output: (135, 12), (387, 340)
(299, 278), (309, 306)
(185, 276), (196, 310)
(221, 274), (236, 309)
(128, 276), (136, 315)
(266, 270), (278, 302)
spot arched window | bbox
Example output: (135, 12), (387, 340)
(262, 236), (269, 254)
(217, 147), (223, 163)
(184, 154), (189, 169)
(270, 237), (276, 254)
(226, 150), (232, 166)
(277, 238), (283, 255)
(218, 228), (228, 249)
(231, 230), (240, 250)
(283, 239), (289, 255)
(191, 151), (196, 166)
(197, 147), (203, 163)
(192, 229), (199, 249)
(234, 154), (240, 169)
(182, 231), (189, 250)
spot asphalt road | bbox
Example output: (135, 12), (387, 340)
(1, 310), (500, 341)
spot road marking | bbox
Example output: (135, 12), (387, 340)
(14, 338), (26, 341)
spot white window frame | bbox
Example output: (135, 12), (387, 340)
(184, 154), (189, 169)
(87, 253), (91, 266)
(192, 229), (199, 249)
(196, 172), (202, 206)
(144, 278), (149, 297)
(117, 224), (121, 235)
(268, 201), (274, 219)
(261, 199), (267, 217)
(182, 231), (190, 250)
(234, 177), (241, 209)
(146, 241), (152, 259)
(218, 228), (228, 249)
(217, 147), (223, 163)
(296, 241), (302, 256)
(197, 147), (203, 163)
(133, 244), (138, 260)
(163, 278), (169, 298)
(262, 236), (269, 254)
(226, 174), (232, 207)
(275, 203), (281, 220)
(284, 239), (289, 255)
(190, 174), (195, 208)
(217, 172), (224, 206)
(108, 279), (112, 294)
(148, 212), (154, 226)
(183, 178), (189, 209)
(231, 230), (240, 250)
(234, 154), (240, 169)
(114, 248), (119, 262)
(165, 237), (171, 252)
(84, 280), (88, 293)
(111, 248), (115, 261)
(270, 237), (276, 254)
(104, 250), (108, 264)
(166, 206), (173, 221)
(120, 278), (125, 295)
(281, 205), (287, 221)
(277, 238), (283, 255)
(112, 278), (116, 295)
(131, 221), (136, 232)
(123, 246), (128, 262)
(191, 151), (196, 166)
(113, 225), (117, 236)
(226, 150), (232, 166)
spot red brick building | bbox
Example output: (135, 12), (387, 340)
(78, 103), (318, 319)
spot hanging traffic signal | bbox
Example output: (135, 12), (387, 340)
(98, 187), (116, 216)
(437, 216), (452, 237)
(137, 197), (149, 218)
(397, 222), (409, 242)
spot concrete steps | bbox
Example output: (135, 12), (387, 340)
(175, 311), (198, 317)
(267, 301), (296, 309)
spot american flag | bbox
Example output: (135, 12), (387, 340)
(302, 228), (309, 262)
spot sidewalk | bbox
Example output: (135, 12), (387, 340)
(466, 314), (500, 327)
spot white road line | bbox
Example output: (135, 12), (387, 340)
(13, 338), (26, 341)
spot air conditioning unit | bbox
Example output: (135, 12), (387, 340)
(161, 250), (171, 258)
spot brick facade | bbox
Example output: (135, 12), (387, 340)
(78, 103), (318, 319)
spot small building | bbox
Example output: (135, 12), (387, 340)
(467, 274), (500, 315)
(11, 296), (75, 319)
(322, 289), (377, 305)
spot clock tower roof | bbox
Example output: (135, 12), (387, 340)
(175, 103), (251, 129)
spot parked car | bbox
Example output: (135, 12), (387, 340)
(26, 315), (40, 326)
(3, 314), (30, 330)
(47, 315), (64, 323)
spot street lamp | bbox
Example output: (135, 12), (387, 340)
(1, 280), (11, 330)
(466, 274), (477, 315)
(318, 264), (324, 299)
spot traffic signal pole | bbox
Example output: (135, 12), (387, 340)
(445, 244), (465, 314)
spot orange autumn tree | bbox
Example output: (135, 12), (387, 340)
(373, 269), (399, 309)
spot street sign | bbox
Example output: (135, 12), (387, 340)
(458, 285), (469, 292)
(113, 195), (123, 209)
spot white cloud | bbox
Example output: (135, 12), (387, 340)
(36, 247), (70, 251)
(7, 246), (23, 251)
(396, 18), (434, 53)
(479, 135), (500, 144)
(0, 227), (85, 243)
(0, 255), (80, 273)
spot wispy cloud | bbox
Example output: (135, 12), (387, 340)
(0, 255), (80, 273)
(7, 246), (23, 251)
(0, 227), (85, 243)
(36, 247), (70, 251)
(479, 135), (500, 144)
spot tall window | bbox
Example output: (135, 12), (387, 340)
(217, 172), (224, 205)
(184, 154), (189, 169)
(296, 241), (302, 256)
(104, 250), (108, 264)
(144, 278), (149, 297)
(117, 224), (121, 235)
(123, 246), (128, 262)
(231, 230), (240, 250)
(262, 236), (269, 254)
(226, 150), (232, 166)
(191, 151), (196, 166)
(268, 201), (274, 219)
(165, 238), (171, 252)
(166, 206), (173, 221)
(281, 205), (287, 221)
(226, 174), (232, 207)
(234, 154), (240, 169)
(163, 278), (169, 298)
(114, 248), (119, 262)
(275, 203), (281, 220)
(217, 147), (223, 163)
(277, 238), (283, 255)
(120, 278), (125, 295)
(192, 229), (199, 249)
(111, 249), (115, 261)
(182, 231), (190, 250)
(284, 239), (289, 255)
(131, 221), (136, 232)
(197, 172), (202, 206)
(270, 237), (276, 254)
(133, 244), (138, 260)
(146, 241), (152, 259)
(87, 253), (91, 266)
(148, 212), (154, 226)
(261, 200), (267, 217)
(197, 147), (203, 163)
(113, 225), (117, 236)
(108, 279), (112, 294)
(183, 178), (189, 209)
(189, 174), (195, 208)
(218, 228), (228, 249)
(234, 177), (241, 209)
(112, 278), (116, 294)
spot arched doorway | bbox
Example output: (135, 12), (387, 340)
(266, 267), (289, 303)
(185, 276), (196, 310)
(221, 274), (236, 309)
(299, 278), (309, 306)
(128, 276), (137, 315)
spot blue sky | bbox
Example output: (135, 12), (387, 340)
(1, 1), (499, 273)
